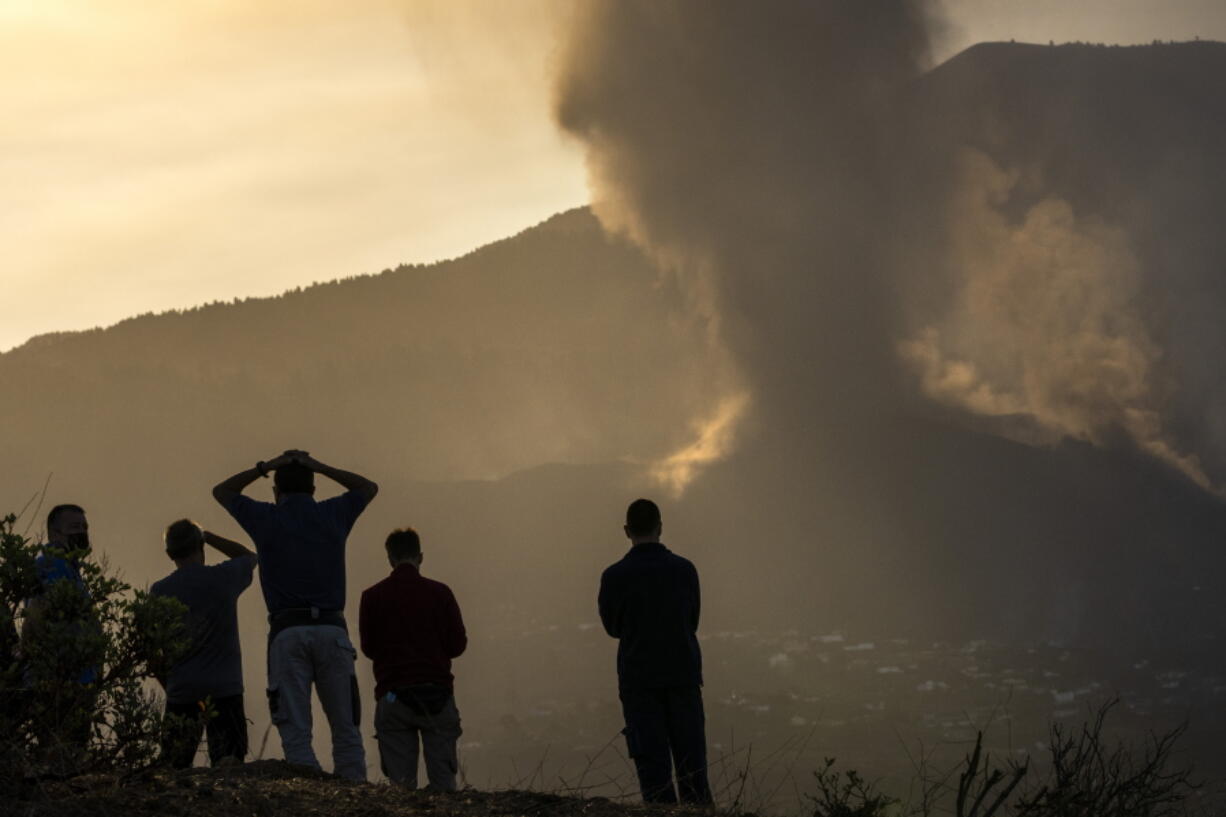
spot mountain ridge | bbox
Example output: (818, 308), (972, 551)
(3, 208), (596, 357)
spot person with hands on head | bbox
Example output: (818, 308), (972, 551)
(150, 520), (257, 768)
(212, 449), (378, 781)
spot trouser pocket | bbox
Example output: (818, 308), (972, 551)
(267, 687), (286, 724)
(350, 675), (361, 726)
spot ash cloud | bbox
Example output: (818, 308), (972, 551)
(554, 0), (939, 494)
(554, 2), (1226, 497)
(900, 149), (1211, 490)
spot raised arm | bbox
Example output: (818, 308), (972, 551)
(203, 529), (254, 560)
(300, 454), (379, 503)
(212, 452), (294, 507)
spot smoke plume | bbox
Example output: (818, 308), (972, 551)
(555, 0), (937, 489)
(556, 2), (1226, 497)
(899, 149), (1211, 490)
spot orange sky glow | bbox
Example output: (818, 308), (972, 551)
(3, 0), (1225, 352)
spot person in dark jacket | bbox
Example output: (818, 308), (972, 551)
(598, 498), (712, 805)
(359, 527), (467, 791)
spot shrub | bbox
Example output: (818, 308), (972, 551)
(808, 700), (1194, 817)
(0, 513), (189, 789)
(809, 758), (898, 817)
(1014, 701), (1194, 817)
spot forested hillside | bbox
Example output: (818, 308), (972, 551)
(0, 208), (724, 490)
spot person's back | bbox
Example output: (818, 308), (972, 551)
(360, 528), (467, 791)
(599, 544), (702, 690)
(598, 499), (711, 806)
(224, 491), (364, 614)
(213, 450), (377, 781)
(150, 520), (256, 767)
(151, 562), (252, 703)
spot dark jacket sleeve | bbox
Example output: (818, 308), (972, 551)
(598, 568), (621, 638)
(689, 561), (701, 634)
(441, 587), (468, 659)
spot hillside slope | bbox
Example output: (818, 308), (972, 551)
(0, 208), (724, 488)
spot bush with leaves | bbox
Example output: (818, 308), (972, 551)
(0, 513), (189, 789)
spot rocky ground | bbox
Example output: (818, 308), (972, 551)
(12, 761), (722, 817)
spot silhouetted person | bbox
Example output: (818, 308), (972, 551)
(598, 499), (712, 805)
(213, 450), (378, 781)
(359, 528), (467, 791)
(150, 520), (257, 768)
(25, 505), (94, 678)
(22, 503), (100, 769)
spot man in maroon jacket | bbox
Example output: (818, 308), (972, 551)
(358, 528), (467, 790)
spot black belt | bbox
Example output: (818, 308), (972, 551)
(268, 607), (347, 642)
(390, 683), (452, 716)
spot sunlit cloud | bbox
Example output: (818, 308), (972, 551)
(651, 392), (750, 498)
(899, 149), (1216, 492)
(0, 0), (584, 352)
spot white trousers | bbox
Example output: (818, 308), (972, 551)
(267, 624), (366, 780)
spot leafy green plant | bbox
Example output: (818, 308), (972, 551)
(0, 513), (190, 788)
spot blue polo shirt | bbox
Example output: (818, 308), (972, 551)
(223, 491), (369, 614)
(32, 551), (97, 684)
(36, 552), (86, 590)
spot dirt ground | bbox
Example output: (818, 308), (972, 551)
(12, 761), (726, 817)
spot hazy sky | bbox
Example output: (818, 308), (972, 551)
(3, 0), (1225, 352)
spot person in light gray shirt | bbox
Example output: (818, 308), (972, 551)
(151, 519), (256, 768)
